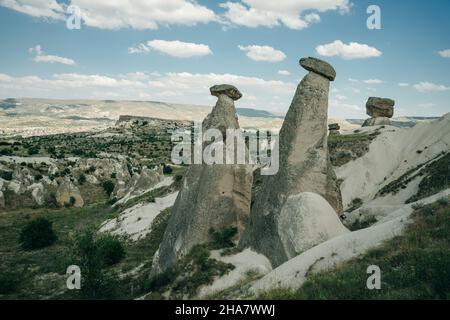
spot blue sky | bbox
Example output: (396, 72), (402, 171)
(0, 0), (449, 118)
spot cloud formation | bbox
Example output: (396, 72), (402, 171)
(1, 0), (216, 30)
(438, 49), (450, 58)
(413, 82), (450, 92)
(28, 45), (75, 65)
(278, 70), (290, 76)
(238, 45), (286, 62)
(220, 0), (349, 30)
(316, 40), (382, 59)
(129, 40), (212, 58)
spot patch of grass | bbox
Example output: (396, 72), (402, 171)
(347, 198), (363, 212)
(328, 132), (380, 167)
(259, 198), (450, 300)
(348, 216), (378, 231)
(407, 153), (450, 203)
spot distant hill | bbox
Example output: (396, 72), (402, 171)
(236, 108), (284, 119)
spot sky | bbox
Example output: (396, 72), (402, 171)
(0, 0), (449, 118)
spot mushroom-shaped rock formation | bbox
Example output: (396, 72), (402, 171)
(210, 84), (242, 101)
(239, 57), (344, 267)
(328, 123), (341, 136)
(363, 97), (395, 127)
(150, 84), (253, 277)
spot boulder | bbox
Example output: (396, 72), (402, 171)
(113, 167), (162, 200)
(151, 85), (253, 276)
(328, 123), (340, 131)
(366, 97), (395, 118)
(56, 178), (84, 207)
(240, 57), (343, 267)
(277, 193), (349, 259)
(28, 183), (45, 206)
(362, 117), (391, 127)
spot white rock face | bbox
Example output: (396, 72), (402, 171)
(28, 183), (45, 206)
(100, 192), (178, 241)
(112, 167), (162, 201)
(277, 193), (349, 260)
(337, 113), (450, 209)
(250, 189), (449, 294)
(198, 249), (272, 298)
(56, 178), (84, 207)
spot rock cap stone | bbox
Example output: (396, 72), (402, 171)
(299, 57), (336, 81)
(210, 84), (242, 101)
(366, 97), (395, 118)
(328, 123), (340, 131)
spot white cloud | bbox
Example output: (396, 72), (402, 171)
(220, 0), (350, 30)
(129, 40), (212, 58)
(413, 82), (450, 92)
(418, 103), (435, 108)
(28, 45), (75, 65)
(438, 49), (450, 58)
(363, 79), (383, 84)
(278, 70), (290, 76)
(348, 78), (359, 82)
(238, 45), (286, 62)
(128, 44), (151, 54)
(316, 40), (382, 59)
(1, 0), (216, 30)
(398, 82), (409, 87)
(0, 0), (65, 19)
(334, 94), (347, 100)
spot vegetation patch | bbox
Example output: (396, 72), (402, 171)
(328, 132), (380, 167)
(259, 198), (450, 299)
(19, 217), (57, 250)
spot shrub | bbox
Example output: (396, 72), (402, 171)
(102, 180), (115, 196)
(71, 230), (119, 299)
(78, 174), (86, 185)
(1, 171), (13, 181)
(0, 272), (21, 294)
(209, 226), (238, 249)
(27, 146), (39, 155)
(19, 217), (57, 250)
(163, 165), (173, 175)
(97, 236), (125, 266)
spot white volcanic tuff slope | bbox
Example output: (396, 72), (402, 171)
(99, 192), (178, 241)
(250, 189), (450, 294)
(336, 113), (450, 209)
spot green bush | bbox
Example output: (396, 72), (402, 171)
(163, 165), (173, 175)
(209, 226), (238, 249)
(97, 236), (125, 266)
(78, 174), (86, 185)
(102, 180), (115, 196)
(0, 272), (21, 294)
(19, 218), (57, 250)
(1, 171), (13, 181)
(71, 230), (119, 299)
